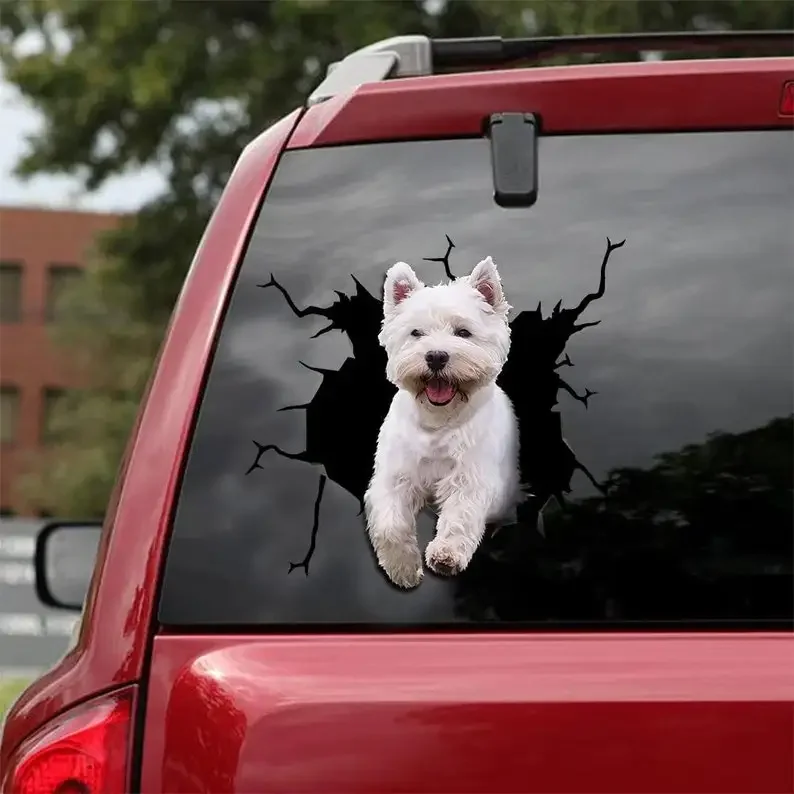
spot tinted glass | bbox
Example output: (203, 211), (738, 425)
(159, 131), (793, 628)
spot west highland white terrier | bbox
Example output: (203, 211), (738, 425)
(364, 256), (520, 588)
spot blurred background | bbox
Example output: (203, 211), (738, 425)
(0, 0), (791, 718)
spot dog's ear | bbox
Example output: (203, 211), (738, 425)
(468, 256), (507, 312)
(383, 261), (424, 313)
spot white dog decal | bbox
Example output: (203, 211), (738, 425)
(364, 257), (520, 588)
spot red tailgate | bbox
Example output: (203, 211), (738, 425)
(140, 633), (794, 793)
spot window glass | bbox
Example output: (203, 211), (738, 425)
(0, 386), (21, 444)
(159, 131), (793, 628)
(41, 388), (68, 445)
(46, 264), (83, 323)
(0, 262), (23, 323)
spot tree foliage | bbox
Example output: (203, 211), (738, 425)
(454, 415), (793, 622)
(1, 0), (790, 516)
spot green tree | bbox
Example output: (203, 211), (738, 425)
(1, 0), (789, 516)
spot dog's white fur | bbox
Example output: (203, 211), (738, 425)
(364, 256), (520, 588)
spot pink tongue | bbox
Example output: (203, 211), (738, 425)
(426, 379), (455, 404)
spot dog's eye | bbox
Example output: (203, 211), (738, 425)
(454, 328), (472, 338)
(410, 329), (424, 338)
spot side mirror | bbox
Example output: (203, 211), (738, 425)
(35, 521), (104, 611)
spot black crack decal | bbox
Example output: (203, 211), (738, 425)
(247, 236), (625, 574)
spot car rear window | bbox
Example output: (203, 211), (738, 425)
(158, 129), (793, 629)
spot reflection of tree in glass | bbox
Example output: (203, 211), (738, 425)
(246, 236), (625, 576)
(454, 416), (794, 623)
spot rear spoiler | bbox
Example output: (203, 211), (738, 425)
(309, 30), (794, 105)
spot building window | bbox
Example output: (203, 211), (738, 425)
(0, 262), (23, 323)
(41, 388), (68, 444)
(46, 264), (83, 323)
(0, 385), (21, 444)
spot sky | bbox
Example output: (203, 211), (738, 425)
(0, 75), (165, 213)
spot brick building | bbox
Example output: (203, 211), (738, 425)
(0, 207), (122, 516)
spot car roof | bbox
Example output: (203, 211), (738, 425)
(287, 30), (792, 148)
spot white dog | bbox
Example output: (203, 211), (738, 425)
(364, 256), (520, 588)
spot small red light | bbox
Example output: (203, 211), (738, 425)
(780, 81), (794, 117)
(2, 690), (132, 794)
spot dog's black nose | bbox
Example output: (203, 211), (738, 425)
(425, 350), (449, 371)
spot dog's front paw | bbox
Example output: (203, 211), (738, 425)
(376, 541), (424, 589)
(425, 538), (472, 577)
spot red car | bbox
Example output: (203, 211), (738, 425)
(2, 31), (793, 794)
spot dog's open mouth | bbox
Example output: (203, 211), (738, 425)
(423, 377), (457, 406)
